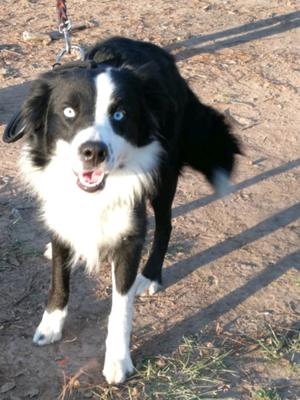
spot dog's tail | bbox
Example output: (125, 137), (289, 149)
(180, 89), (241, 195)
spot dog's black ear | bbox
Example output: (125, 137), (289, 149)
(3, 111), (26, 143)
(22, 80), (51, 136)
(3, 79), (51, 144)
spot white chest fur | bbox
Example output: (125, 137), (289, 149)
(20, 145), (135, 272)
(43, 191), (133, 272)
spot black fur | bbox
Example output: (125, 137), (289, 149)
(47, 236), (72, 311)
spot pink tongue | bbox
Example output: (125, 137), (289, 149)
(82, 170), (103, 184)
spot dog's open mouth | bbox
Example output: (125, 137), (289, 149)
(76, 170), (107, 193)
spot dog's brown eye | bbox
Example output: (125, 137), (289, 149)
(63, 107), (76, 119)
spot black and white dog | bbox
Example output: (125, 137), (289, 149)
(3, 37), (240, 384)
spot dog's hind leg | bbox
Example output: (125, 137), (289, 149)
(136, 169), (178, 296)
(33, 236), (72, 346)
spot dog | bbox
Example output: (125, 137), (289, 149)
(3, 37), (240, 384)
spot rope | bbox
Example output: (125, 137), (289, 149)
(56, 0), (69, 29)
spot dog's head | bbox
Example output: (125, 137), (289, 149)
(3, 61), (166, 194)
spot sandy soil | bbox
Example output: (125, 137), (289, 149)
(0, 0), (299, 399)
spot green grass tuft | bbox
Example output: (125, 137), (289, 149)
(254, 387), (281, 400)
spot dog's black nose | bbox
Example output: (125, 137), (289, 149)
(79, 141), (108, 166)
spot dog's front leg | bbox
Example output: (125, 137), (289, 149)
(103, 264), (136, 384)
(103, 227), (145, 384)
(33, 235), (72, 345)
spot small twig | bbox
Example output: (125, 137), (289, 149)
(226, 98), (256, 108)
(58, 360), (98, 400)
(13, 277), (35, 306)
(0, 48), (22, 56)
(224, 109), (261, 130)
(261, 71), (298, 94)
(22, 31), (52, 45)
(241, 121), (261, 131)
(50, 22), (97, 39)
(63, 336), (78, 343)
(0, 317), (18, 325)
(22, 22), (97, 45)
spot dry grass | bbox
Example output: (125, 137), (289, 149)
(91, 335), (236, 400)
(253, 323), (300, 364)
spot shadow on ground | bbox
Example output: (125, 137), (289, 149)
(166, 10), (300, 60)
(133, 157), (300, 357)
(138, 247), (300, 356)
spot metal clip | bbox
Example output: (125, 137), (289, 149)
(55, 44), (85, 66)
(54, 18), (85, 66)
(59, 19), (72, 53)
(59, 19), (72, 33)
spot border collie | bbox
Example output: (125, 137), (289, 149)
(3, 37), (240, 384)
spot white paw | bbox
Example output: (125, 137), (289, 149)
(43, 242), (52, 260)
(103, 356), (134, 384)
(135, 273), (161, 296)
(33, 308), (67, 346)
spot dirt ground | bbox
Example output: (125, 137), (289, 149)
(0, 0), (300, 399)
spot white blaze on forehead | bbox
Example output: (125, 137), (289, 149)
(68, 70), (115, 158)
(95, 71), (115, 124)
(93, 70), (129, 169)
(68, 71), (115, 171)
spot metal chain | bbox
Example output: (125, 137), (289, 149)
(54, 0), (85, 67)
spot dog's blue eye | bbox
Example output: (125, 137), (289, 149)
(112, 111), (125, 121)
(63, 107), (76, 119)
